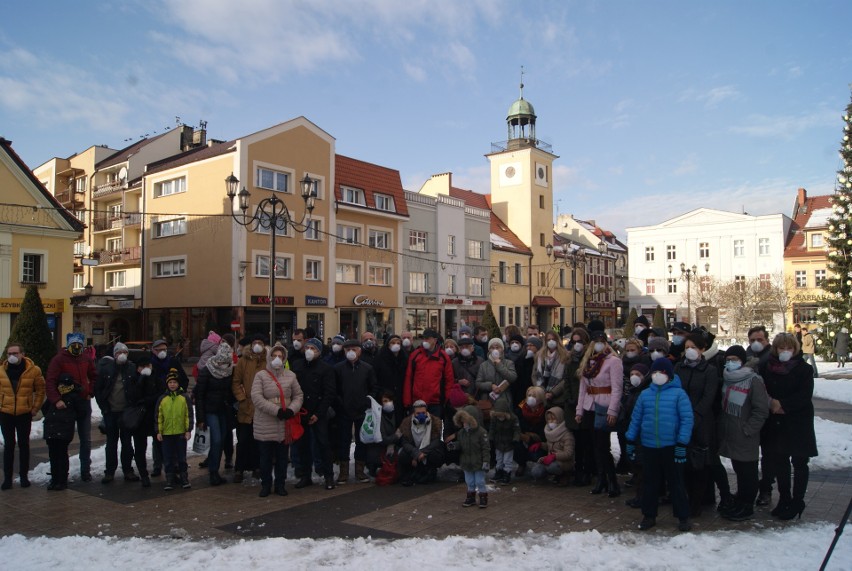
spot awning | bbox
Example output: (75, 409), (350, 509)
(531, 296), (560, 308)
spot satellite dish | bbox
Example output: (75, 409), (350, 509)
(118, 167), (128, 182)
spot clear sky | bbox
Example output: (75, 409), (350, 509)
(2, 1), (851, 238)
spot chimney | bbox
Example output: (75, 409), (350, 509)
(797, 187), (807, 206)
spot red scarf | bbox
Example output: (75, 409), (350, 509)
(521, 403), (546, 425)
(583, 354), (606, 379)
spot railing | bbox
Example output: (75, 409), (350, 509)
(97, 246), (141, 265)
(123, 212), (142, 226)
(464, 205), (490, 219)
(55, 189), (84, 205)
(92, 216), (123, 232)
(92, 181), (127, 199)
(437, 195), (465, 208)
(404, 191), (437, 206)
(490, 139), (553, 153)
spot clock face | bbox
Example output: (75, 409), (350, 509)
(505, 166), (516, 178)
(537, 166), (545, 179)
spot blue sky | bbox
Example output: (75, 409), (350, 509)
(2, 0), (851, 237)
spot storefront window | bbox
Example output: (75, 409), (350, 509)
(406, 309), (439, 337)
(458, 309), (483, 331)
(365, 308), (394, 338)
(792, 304), (818, 324)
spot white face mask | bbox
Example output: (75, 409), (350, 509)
(651, 372), (669, 386)
(389, 344), (401, 354)
(546, 340), (557, 350)
(750, 341), (765, 353)
(684, 348), (700, 361)
(252, 343), (264, 354)
(479, 336), (488, 343)
(630, 374), (643, 387)
(526, 396), (537, 407)
(650, 350), (665, 361)
(490, 349), (501, 360)
(634, 325), (645, 335)
(625, 350), (638, 359)
(402, 338), (412, 348)
(547, 422), (557, 430)
(778, 350), (793, 362)
(346, 350), (357, 362)
(140, 367), (152, 376)
(573, 343), (584, 353)
(510, 343), (521, 352)
(271, 356), (283, 368)
(461, 348), (472, 357)
(116, 353), (128, 365)
(445, 348), (455, 357)
(304, 349), (316, 362)
(292, 340), (302, 351)
(382, 403), (394, 413)
(157, 350), (167, 360)
(594, 342), (606, 353)
(526, 349), (535, 359)
(421, 341), (431, 352)
(502, 335), (508, 342)
(6, 355), (19, 365)
(332, 344), (342, 353)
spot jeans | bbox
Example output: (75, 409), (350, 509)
(531, 459), (563, 480)
(76, 399), (92, 475)
(464, 469), (487, 493)
(161, 434), (187, 474)
(103, 411), (135, 475)
(641, 446), (689, 520)
(235, 422), (259, 473)
(495, 449), (514, 473)
(804, 353), (818, 377)
(205, 412), (227, 474)
(0, 412), (32, 479)
(297, 417), (333, 478)
(337, 415), (366, 462)
(258, 440), (289, 490)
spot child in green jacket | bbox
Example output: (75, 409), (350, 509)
(156, 370), (194, 491)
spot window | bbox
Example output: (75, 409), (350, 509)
(336, 263), (361, 284)
(341, 186), (365, 205)
(733, 240), (744, 257)
(73, 242), (87, 257)
(735, 275), (746, 292)
(74, 176), (86, 193)
(515, 263), (522, 284)
(645, 279), (656, 295)
(667, 245), (677, 260)
(699, 276), (711, 293)
(73, 209), (88, 224)
(374, 193), (395, 212)
(447, 274), (456, 294)
(106, 237), (122, 252)
(699, 242), (710, 258)
(154, 217), (187, 238)
(539, 195), (545, 209)
(305, 219), (321, 241)
(21, 253), (44, 284)
(409, 230), (427, 252)
(410, 272), (428, 293)
(154, 176), (186, 197)
(256, 167), (289, 192)
(468, 240), (483, 259)
(73, 273), (84, 290)
(499, 305), (506, 326)
(368, 229), (390, 249)
(337, 224), (361, 245)
(108, 203), (122, 218)
(667, 278), (677, 294)
(255, 255), (290, 279)
(540, 233), (545, 247)
(559, 268), (566, 288)
(105, 270), (126, 289)
(447, 235), (456, 256)
(811, 233), (824, 248)
(153, 258), (186, 278)
(305, 259), (322, 281)
(368, 265), (391, 286)
(645, 247), (655, 262)
(759, 238), (770, 256)
(498, 261), (507, 283)
(759, 273), (771, 290)
(256, 210), (288, 236)
(815, 269), (826, 287)
(538, 272), (546, 286)
(795, 270), (807, 288)
(469, 277), (484, 296)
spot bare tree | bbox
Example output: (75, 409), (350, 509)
(765, 272), (797, 332)
(715, 277), (776, 342)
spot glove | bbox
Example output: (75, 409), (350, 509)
(482, 462), (490, 471)
(282, 408), (295, 419)
(528, 442), (542, 454)
(674, 443), (687, 464)
(540, 453), (556, 466)
(276, 408), (286, 420)
(445, 441), (458, 452)
(626, 443), (636, 462)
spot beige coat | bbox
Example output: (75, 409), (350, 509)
(232, 346), (267, 423)
(251, 367), (304, 443)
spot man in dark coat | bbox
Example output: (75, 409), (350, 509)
(373, 334), (409, 425)
(334, 339), (379, 484)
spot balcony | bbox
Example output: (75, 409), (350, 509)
(55, 189), (85, 206)
(123, 212), (142, 227)
(97, 246), (141, 265)
(92, 216), (123, 233)
(92, 181), (127, 200)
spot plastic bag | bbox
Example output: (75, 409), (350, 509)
(192, 427), (211, 454)
(359, 396), (383, 444)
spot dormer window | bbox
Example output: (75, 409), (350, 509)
(341, 186), (365, 206)
(374, 193), (395, 212)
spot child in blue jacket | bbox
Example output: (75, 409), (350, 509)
(626, 358), (694, 532)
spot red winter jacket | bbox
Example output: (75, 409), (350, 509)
(45, 349), (96, 403)
(403, 347), (454, 408)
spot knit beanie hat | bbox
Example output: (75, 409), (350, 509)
(647, 336), (671, 353)
(650, 357), (674, 379)
(459, 325), (473, 336)
(206, 330), (222, 345)
(113, 342), (128, 356)
(488, 337), (504, 350)
(630, 363), (650, 378)
(332, 334), (346, 346)
(725, 345), (748, 363)
(526, 336), (543, 351)
(305, 338), (324, 353)
(509, 334), (526, 347)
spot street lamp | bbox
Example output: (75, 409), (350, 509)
(668, 262), (709, 326)
(226, 172), (316, 345)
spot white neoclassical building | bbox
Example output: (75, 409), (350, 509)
(626, 208), (793, 337)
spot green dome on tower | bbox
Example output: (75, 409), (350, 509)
(507, 97), (536, 120)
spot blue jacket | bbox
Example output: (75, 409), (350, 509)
(626, 375), (694, 448)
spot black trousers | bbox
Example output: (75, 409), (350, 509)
(234, 422), (259, 472)
(47, 438), (70, 484)
(572, 427), (594, 475)
(398, 446), (445, 480)
(0, 412), (31, 478)
(773, 454), (810, 502)
(104, 411), (135, 474)
(296, 417), (333, 478)
(710, 453), (731, 499)
(731, 459), (759, 505)
(641, 446), (689, 520)
(258, 441), (289, 490)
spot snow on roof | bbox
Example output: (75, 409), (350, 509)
(804, 207), (832, 228)
(490, 233), (514, 249)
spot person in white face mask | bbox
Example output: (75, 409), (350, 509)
(230, 333), (268, 484)
(530, 406), (575, 485)
(616, 340), (651, 477)
(745, 325), (771, 369)
(646, 336), (671, 364)
(404, 329), (455, 422)
(452, 337), (484, 398)
(626, 357), (694, 532)
(533, 332), (570, 395)
(0, 342), (45, 490)
(474, 338), (517, 407)
(374, 335), (410, 426)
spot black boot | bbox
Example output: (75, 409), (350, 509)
(478, 492), (488, 508)
(591, 473), (607, 495)
(140, 471), (151, 488)
(179, 472), (191, 489)
(776, 499), (805, 520)
(275, 481), (288, 496)
(295, 476), (313, 489)
(606, 464), (621, 497)
(19, 474), (30, 488)
(164, 473), (176, 491)
(463, 491), (476, 507)
(259, 484), (271, 497)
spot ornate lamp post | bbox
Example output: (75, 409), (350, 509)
(668, 261), (710, 325)
(226, 172), (316, 345)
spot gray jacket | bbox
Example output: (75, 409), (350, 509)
(475, 358), (517, 406)
(717, 368), (769, 462)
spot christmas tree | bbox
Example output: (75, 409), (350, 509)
(481, 303), (501, 340)
(817, 93), (852, 359)
(6, 285), (57, 372)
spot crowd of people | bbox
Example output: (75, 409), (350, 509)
(0, 317), (819, 531)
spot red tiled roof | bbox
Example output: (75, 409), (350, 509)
(334, 155), (409, 217)
(785, 192), (832, 258)
(448, 186), (490, 210)
(531, 295), (560, 307)
(0, 137), (84, 233)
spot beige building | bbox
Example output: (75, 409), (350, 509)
(785, 187), (831, 327)
(1, 137), (84, 346)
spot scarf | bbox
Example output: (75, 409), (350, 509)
(544, 421), (568, 443)
(538, 352), (557, 386)
(521, 403), (546, 425)
(722, 367), (755, 418)
(583, 354), (605, 379)
(410, 416), (432, 450)
(206, 344), (234, 379)
(766, 354), (797, 375)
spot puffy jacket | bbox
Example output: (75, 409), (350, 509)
(232, 346), (267, 424)
(194, 368), (234, 420)
(717, 368), (769, 462)
(801, 333), (815, 354)
(403, 347), (454, 408)
(125, 372), (160, 436)
(0, 357), (45, 416)
(541, 407), (576, 472)
(452, 406), (490, 472)
(335, 359), (379, 419)
(452, 353), (483, 397)
(577, 352), (623, 418)
(488, 398), (520, 452)
(251, 368), (304, 443)
(156, 388), (194, 436)
(626, 375), (694, 448)
(45, 349), (96, 403)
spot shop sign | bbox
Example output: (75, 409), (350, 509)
(353, 294), (384, 307)
(442, 298), (463, 305)
(405, 295), (437, 305)
(471, 300), (488, 306)
(230, 321), (241, 330)
(251, 295), (294, 306)
(0, 298), (65, 313)
(306, 295), (328, 306)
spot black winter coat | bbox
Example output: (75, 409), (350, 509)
(674, 357), (719, 448)
(125, 372), (160, 436)
(43, 390), (83, 442)
(194, 368), (234, 420)
(452, 354), (484, 397)
(373, 347), (409, 398)
(334, 359), (379, 419)
(758, 356), (818, 458)
(511, 355), (535, 406)
(94, 357), (139, 414)
(291, 358), (336, 419)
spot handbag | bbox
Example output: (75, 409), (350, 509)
(120, 405), (145, 431)
(192, 427), (211, 454)
(687, 445), (709, 470)
(593, 403), (609, 431)
(269, 370), (304, 445)
(375, 450), (399, 486)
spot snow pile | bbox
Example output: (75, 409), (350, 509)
(814, 378), (852, 405)
(811, 417), (852, 471)
(1, 524), (849, 570)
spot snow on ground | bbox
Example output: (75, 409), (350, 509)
(810, 417), (852, 470)
(2, 524), (850, 570)
(814, 378), (852, 405)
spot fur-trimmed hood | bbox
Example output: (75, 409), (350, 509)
(453, 405), (481, 429)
